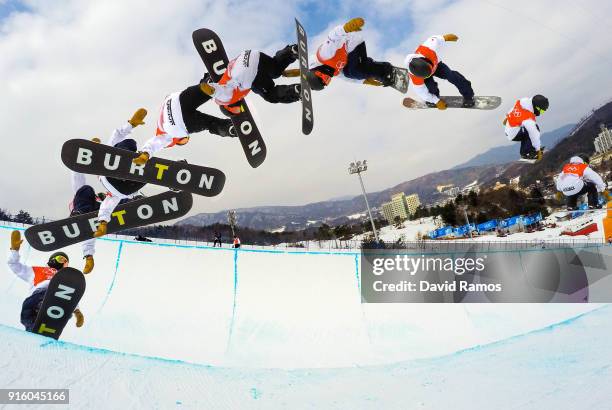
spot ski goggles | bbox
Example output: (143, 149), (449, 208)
(536, 106), (546, 115)
(52, 255), (68, 265)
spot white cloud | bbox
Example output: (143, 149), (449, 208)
(1, 0), (611, 219)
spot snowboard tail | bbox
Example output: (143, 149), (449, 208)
(192, 28), (267, 168)
(390, 66), (409, 94)
(25, 191), (193, 251)
(61, 139), (225, 197)
(295, 18), (314, 135)
(403, 96), (502, 110)
(32, 267), (85, 340)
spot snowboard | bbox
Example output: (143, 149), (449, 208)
(517, 146), (545, 164)
(24, 190), (193, 252)
(61, 139), (225, 197)
(32, 267), (85, 340)
(389, 66), (409, 94)
(295, 18), (314, 135)
(192, 28), (267, 168)
(402, 96), (502, 110)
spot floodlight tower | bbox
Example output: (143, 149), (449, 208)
(348, 160), (380, 242)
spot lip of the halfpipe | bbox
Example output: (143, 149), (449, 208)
(0, 223), (602, 369)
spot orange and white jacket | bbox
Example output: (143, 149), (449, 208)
(504, 97), (541, 150)
(311, 24), (364, 85)
(404, 35), (446, 104)
(141, 93), (189, 157)
(7, 250), (57, 296)
(556, 156), (606, 196)
(210, 50), (260, 106)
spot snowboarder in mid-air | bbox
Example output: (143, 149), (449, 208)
(503, 95), (549, 162)
(287, 17), (400, 91)
(133, 80), (237, 165)
(404, 33), (475, 109)
(404, 34), (474, 110)
(555, 154), (610, 209)
(197, 44), (302, 114)
(68, 167), (106, 273)
(92, 109), (149, 237)
(6, 231), (84, 332)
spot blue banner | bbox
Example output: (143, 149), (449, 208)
(522, 213), (543, 226)
(429, 226), (453, 239)
(500, 216), (521, 228)
(477, 220), (498, 232)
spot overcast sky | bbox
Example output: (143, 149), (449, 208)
(1, 0), (611, 219)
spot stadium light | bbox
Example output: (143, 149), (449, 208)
(348, 160), (379, 242)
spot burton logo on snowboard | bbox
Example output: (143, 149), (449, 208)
(25, 190), (193, 251)
(61, 139), (225, 197)
(295, 18), (314, 135)
(32, 267), (85, 340)
(192, 28), (267, 168)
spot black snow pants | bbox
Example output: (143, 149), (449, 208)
(343, 42), (394, 84)
(566, 182), (600, 208)
(178, 85), (233, 136)
(71, 185), (101, 216)
(512, 127), (536, 156)
(252, 46), (300, 104)
(21, 288), (46, 332)
(424, 61), (474, 99)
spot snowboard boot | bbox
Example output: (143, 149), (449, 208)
(520, 151), (538, 161)
(93, 221), (107, 238)
(209, 119), (236, 138)
(380, 63), (396, 87)
(83, 255), (94, 274)
(462, 97), (475, 108)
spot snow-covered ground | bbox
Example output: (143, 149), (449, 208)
(0, 222), (610, 408)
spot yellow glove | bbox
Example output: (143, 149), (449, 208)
(603, 190), (611, 201)
(555, 192), (564, 201)
(536, 149), (544, 162)
(436, 99), (447, 110)
(93, 221), (108, 238)
(129, 108), (147, 127)
(91, 137), (101, 143)
(10, 231), (23, 251)
(502, 117), (508, 126)
(199, 82), (215, 96)
(73, 309), (84, 328)
(363, 78), (382, 86)
(443, 33), (459, 41)
(282, 69), (301, 77)
(83, 255), (94, 275)
(344, 17), (365, 33)
(133, 152), (150, 165)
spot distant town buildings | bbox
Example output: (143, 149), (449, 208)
(381, 192), (421, 223)
(591, 124), (612, 165)
(461, 180), (480, 194)
(594, 124), (612, 154)
(441, 186), (460, 196)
